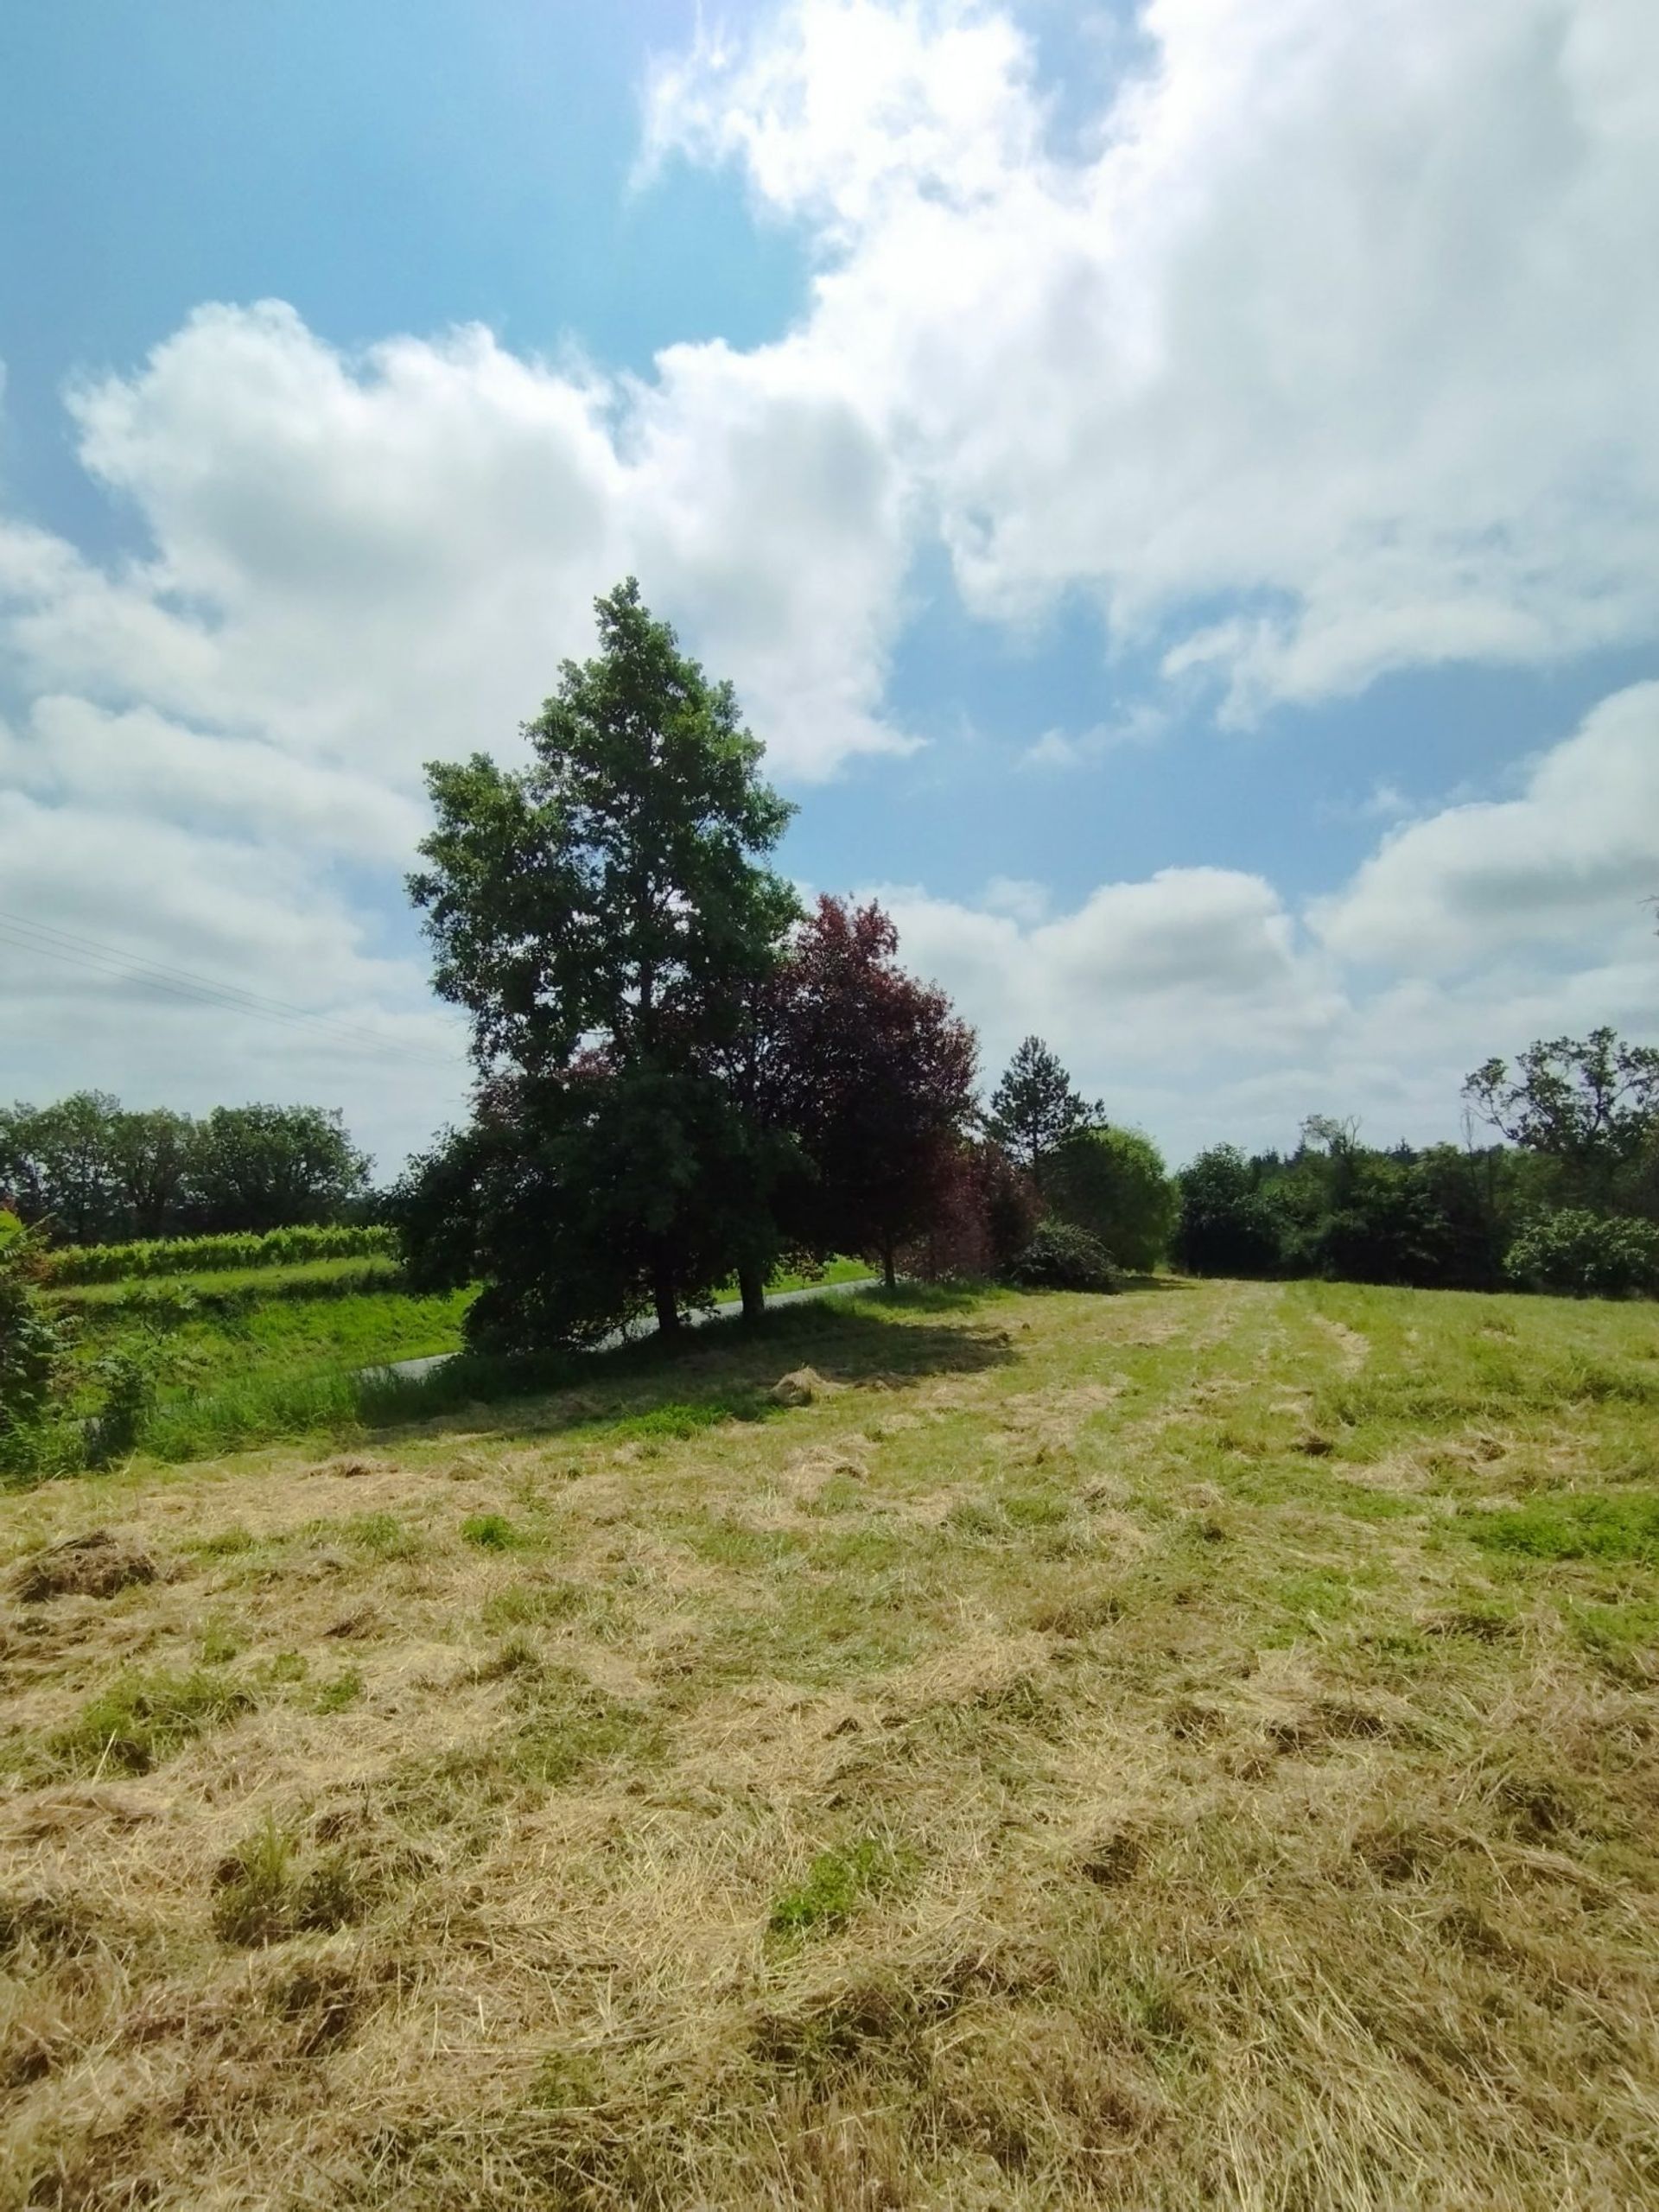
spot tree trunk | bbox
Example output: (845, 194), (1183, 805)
(882, 1236), (897, 1292)
(652, 1253), (681, 1340)
(738, 1260), (766, 1324)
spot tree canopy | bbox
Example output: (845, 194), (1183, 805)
(1045, 1125), (1176, 1274)
(1465, 1028), (1659, 1211)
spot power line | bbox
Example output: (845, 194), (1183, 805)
(0, 910), (463, 1068)
(0, 908), (467, 1072)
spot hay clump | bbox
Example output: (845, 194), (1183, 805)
(10, 1530), (157, 1603)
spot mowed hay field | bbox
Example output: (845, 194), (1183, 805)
(3, 1280), (1658, 2211)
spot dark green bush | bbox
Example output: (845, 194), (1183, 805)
(1004, 1220), (1119, 1292)
(83, 1347), (159, 1468)
(1504, 1210), (1659, 1299)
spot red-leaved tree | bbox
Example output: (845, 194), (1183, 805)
(774, 898), (979, 1287)
(899, 1139), (1039, 1282)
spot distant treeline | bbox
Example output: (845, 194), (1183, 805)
(1176, 1032), (1659, 1300)
(0, 1094), (373, 1247)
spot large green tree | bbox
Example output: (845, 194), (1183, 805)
(1173, 1145), (1285, 1278)
(0, 1095), (369, 1243)
(1464, 1027), (1659, 1214)
(0, 1093), (124, 1243)
(404, 580), (798, 1345)
(1046, 1125), (1176, 1273)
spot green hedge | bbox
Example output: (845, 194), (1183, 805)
(1504, 1210), (1659, 1300)
(39, 1224), (397, 1287)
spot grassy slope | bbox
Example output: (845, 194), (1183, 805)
(52, 1258), (874, 1465)
(2, 1277), (1656, 2209)
(53, 1280), (477, 1461)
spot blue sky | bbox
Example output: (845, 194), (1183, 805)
(3, 0), (1656, 1173)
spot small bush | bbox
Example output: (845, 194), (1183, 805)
(1003, 1220), (1119, 1292)
(83, 1346), (158, 1468)
(1503, 1210), (1659, 1300)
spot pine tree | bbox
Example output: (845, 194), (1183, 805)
(987, 1036), (1097, 1189)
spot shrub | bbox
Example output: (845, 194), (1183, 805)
(0, 1211), (71, 1476)
(1503, 1210), (1659, 1300)
(83, 1347), (158, 1468)
(1004, 1220), (1119, 1292)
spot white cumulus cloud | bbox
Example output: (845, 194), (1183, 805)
(1314, 682), (1659, 971)
(653, 0), (1659, 712)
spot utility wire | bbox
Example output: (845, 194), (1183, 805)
(0, 908), (467, 1072)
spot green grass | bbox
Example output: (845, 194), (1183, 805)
(1463, 1491), (1659, 1565)
(313, 1668), (365, 1713)
(711, 1255), (874, 1300)
(52, 1253), (409, 1309)
(503, 1661), (663, 1786)
(461, 1511), (523, 1550)
(768, 1836), (901, 1936)
(209, 1816), (380, 1946)
(44, 1667), (257, 1776)
(48, 1283), (477, 1465)
(30, 1257), (874, 1475)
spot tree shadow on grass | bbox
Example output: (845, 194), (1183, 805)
(355, 1288), (1019, 1452)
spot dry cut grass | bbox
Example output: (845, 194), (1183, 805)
(3, 1276), (1658, 2209)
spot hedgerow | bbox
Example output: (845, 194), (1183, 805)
(39, 1224), (397, 1287)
